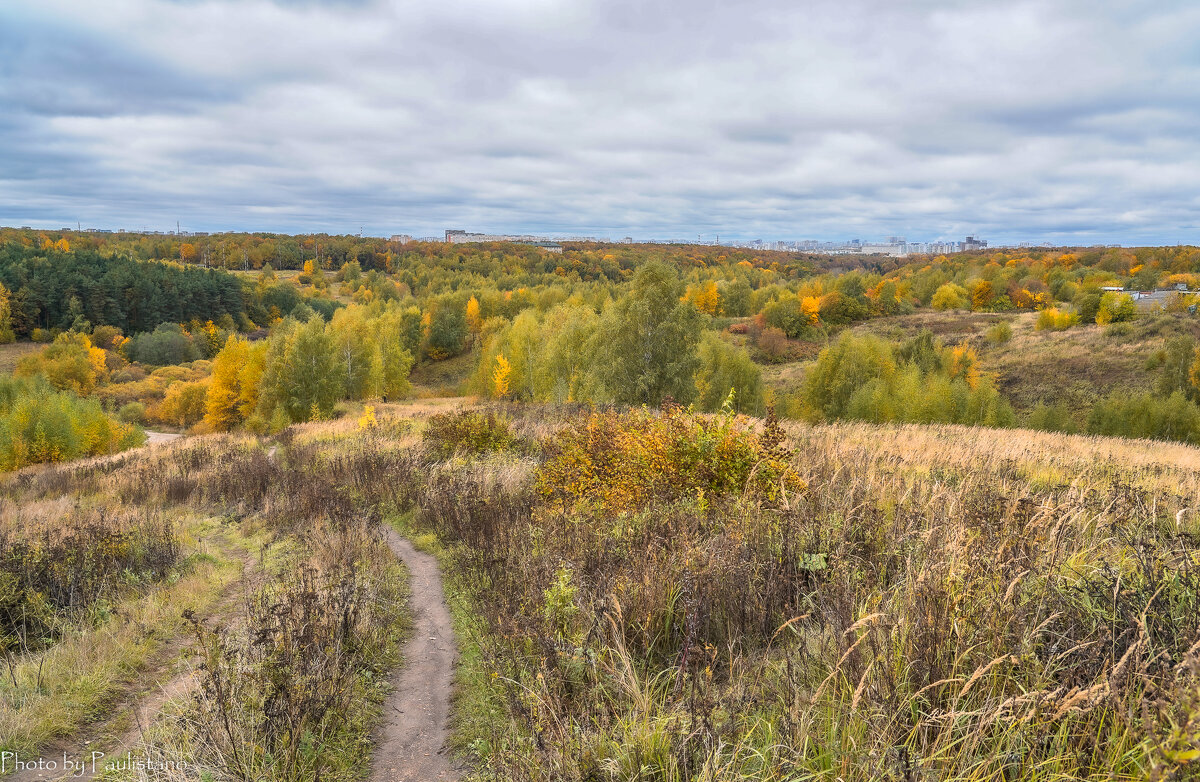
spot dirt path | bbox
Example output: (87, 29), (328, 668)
(370, 528), (461, 782)
(4, 546), (257, 782)
(142, 430), (182, 446)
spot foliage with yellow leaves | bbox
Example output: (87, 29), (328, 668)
(358, 404), (377, 430)
(944, 342), (980, 389)
(15, 332), (108, 395)
(492, 354), (512, 398)
(466, 296), (482, 334)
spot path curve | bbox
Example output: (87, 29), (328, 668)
(371, 528), (461, 782)
(142, 430), (182, 446)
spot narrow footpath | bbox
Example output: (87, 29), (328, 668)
(370, 528), (461, 782)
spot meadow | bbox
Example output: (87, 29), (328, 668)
(406, 407), (1200, 781)
(3, 400), (1197, 781)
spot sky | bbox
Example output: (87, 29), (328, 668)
(1, 0), (1199, 245)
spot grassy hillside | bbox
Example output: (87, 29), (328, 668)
(758, 310), (1200, 424)
(405, 406), (1200, 780)
(3, 402), (1199, 780)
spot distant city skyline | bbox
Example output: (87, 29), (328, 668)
(8, 223), (1131, 255)
(2, 1), (1199, 246)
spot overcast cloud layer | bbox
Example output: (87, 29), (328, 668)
(2, 0), (1198, 244)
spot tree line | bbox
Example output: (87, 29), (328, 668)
(0, 244), (247, 337)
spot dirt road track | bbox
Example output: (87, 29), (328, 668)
(370, 528), (461, 782)
(3, 547), (256, 782)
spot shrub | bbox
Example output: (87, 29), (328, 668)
(0, 377), (144, 470)
(15, 332), (108, 394)
(1035, 307), (1080, 331)
(1104, 321), (1134, 338)
(755, 325), (788, 361)
(423, 410), (517, 460)
(802, 333), (896, 419)
(1096, 292), (1136, 325)
(536, 406), (802, 514)
(930, 282), (969, 310)
(0, 507), (178, 648)
(89, 324), (124, 351)
(1156, 336), (1199, 402)
(803, 332), (1015, 428)
(1026, 401), (1077, 433)
(695, 333), (764, 414)
(148, 379), (210, 428)
(93, 376), (167, 407)
(126, 323), (200, 366)
(1087, 391), (1200, 444)
(1074, 291), (1103, 324)
(985, 320), (1012, 344)
(118, 401), (147, 424)
(184, 522), (404, 782)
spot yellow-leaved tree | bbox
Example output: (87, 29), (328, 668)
(493, 354), (512, 398)
(0, 282), (14, 344)
(16, 332), (108, 395)
(466, 296), (482, 335)
(203, 335), (267, 431)
(800, 295), (822, 325)
(943, 342), (980, 389)
(686, 281), (721, 315)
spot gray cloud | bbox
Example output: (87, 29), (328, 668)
(1, 0), (1198, 243)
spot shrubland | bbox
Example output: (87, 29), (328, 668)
(3, 392), (1200, 780)
(0, 375), (142, 470)
(789, 331), (1014, 427)
(403, 405), (1200, 781)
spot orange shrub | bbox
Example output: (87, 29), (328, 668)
(536, 406), (801, 514)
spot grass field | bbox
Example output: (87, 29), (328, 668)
(0, 343), (40, 374)
(5, 398), (1200, 781)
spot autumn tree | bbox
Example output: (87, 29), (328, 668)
(802, 333), (896, 419)
(492, 354), (512, 398)
(930, 283), (968, 310)
(329, 307), (378, 400)
(695, 333), (764, 414)
(943, 342), (980, 389)
(686, 281), (721, 315)
(203, 336), (267, 431)
(256, 317), (342, 426)
(1096, 292), (1136, 324)
(466, 296), (482, 335)
(373, 306), (415, 400)
(302, 258), (327, 289)
(16, 332), (108, 395)
(424, 302), (468, 360)
(970, 280), (995, 310)
(591, 262), (702, 406)
(1153, 336), (1199, 402)
(0, 282), (13, 344)
(534, 304), (601, 402)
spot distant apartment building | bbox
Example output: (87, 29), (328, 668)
(445, 229), (565, 252)
(963, 236), (988, 250)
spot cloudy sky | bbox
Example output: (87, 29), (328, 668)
(1, 0), (1198, 244)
